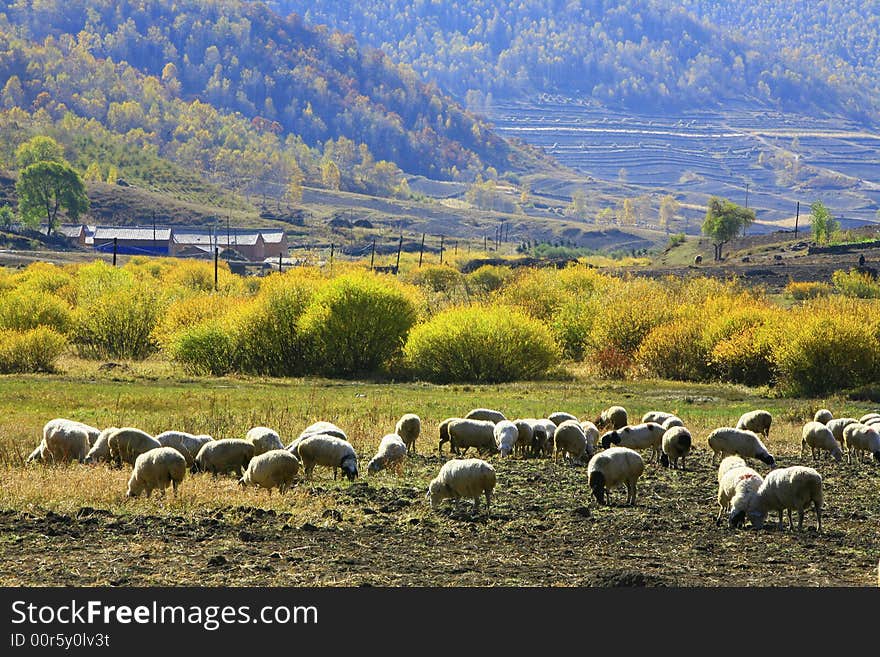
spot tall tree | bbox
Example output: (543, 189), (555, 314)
(16, 161), (89, 235)
(701, 196), (755, 261)
(15, 135), (65, 169)
(810, 201), (837, 244)
(659, 194), (680, 233)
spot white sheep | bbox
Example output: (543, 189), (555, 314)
(437, 417), (463, 455)
(600, 422), (665, 463)
(28, 418), (101, 463)
(239, 449), (301, 493)
(108, 428), (162, 467)
(531, 418), (556, 457)
(286, 421), (348, 453)
(553, 419), (592, 464)
(813, 409), (833, 425)
(512, 419), (534, 457)
(292, 434), (358, 481)
(735, 410), (772, 439)
(717, 455), (747, 484)
(464, 408), (506, 424)
(826, 418), (858, 447)
(660, 426), (692, 470)
(394, 413), (421, 455)
(587, 446), (645, 506)
(865, 417), (880, 427)
(367, 433), (408, 475)
(661, 416), (684, 430)
(156, 431), (213, 466)
(706, 427), (776, 467)
(580, 420), (599, 450)
(746, 466), (823, 532)
(641, 411), (674, 425)
(718, 464), (764, 528)
(859, 412), (880, 424)
(494, 420), (520, 458)
(126, 447), (187, 498)
(595, 406), (628, 430)
(842, 423), (880, 464)
(245, 426), (285, 456)
(193, 439), (254, 477)
(426, 458), (496, 514)
(448, 418), (498, 457)
(548, 411), (578, 426)
(800, 422), (843, 462)
(84, 427), (119, 465)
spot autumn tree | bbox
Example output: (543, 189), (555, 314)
(84, 161), (103, 182)
(701, 196), (755, 261)
(15, 135), (65, 169)
(810, 201), (837, 244)
(566, 189), (587, 220)
(16, 161), (90, 235)
(659, 194), (679, 232)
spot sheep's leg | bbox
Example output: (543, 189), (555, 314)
(777, 510), (784, 530)
(797, 509), (804, 531)
(815, 504), (822, 533)
(484, 490), (491, 515)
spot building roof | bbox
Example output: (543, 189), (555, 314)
(173, 231), (261, 246)
(93, 227), (172, 241)
(57, 224), (84, 238)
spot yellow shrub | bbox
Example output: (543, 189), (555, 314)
(785, 280), (833, 300)
(0, 327), (67, 373)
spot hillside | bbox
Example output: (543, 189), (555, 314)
(0, 0), (552, 215)
(269, 0), (879, 123)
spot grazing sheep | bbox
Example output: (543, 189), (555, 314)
(553, 420), (592, 464)
(126, 447), (187, 498)
(736, 410), (772, 439)
(800, 422), (843, 462)
(108, 428), (162, 467)
(660, 426), (692, 470)
(84, 427), (119, 465)
(719, 464), (764, 528)
(156, 431), (213, 466)
(587, 446), (645, 506)
(813, 409), (833, 425)
(641, 411), (674, 425)
(28, 418), (101, 463)
(426, 458), (496, 514)
(394, 413), (421, 455)
(193, 439), (254, 477)
(717, 455), (748, 484)
(865, 417), (880, 427)
(239, 449), (300, 493)
(826, 418), (858, 447)
(494, 420), (520, 458)
(661, 416), (684, 430)
(600, 422), (665, 463)
(286, 421), (348, 453)
(245, 426), (284, 456)
(595, 406), (628, 430)
(548, 411), (578, 426)
(438, 417), (463, 455)
(747, 466), (823, 532)
(367, 433), (408, 475)
(531, 418), (557, 457)
(464, 408), (506, 424)
(842, 423), (880, 464)
(580, 421), (599, 450)
(859, 412), (880, 424)
(292, 434), (358, 481)
(706, 427), (776, 467)
(512, 419), (534, 457)
(694, 255), (703, 265)
(448, 418), (498, 457)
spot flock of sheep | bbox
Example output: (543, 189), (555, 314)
(21, 405), (880, 534)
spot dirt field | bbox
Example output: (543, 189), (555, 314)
(2, 442), (877, 587)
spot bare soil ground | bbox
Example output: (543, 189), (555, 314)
(2, 445), (877, 587)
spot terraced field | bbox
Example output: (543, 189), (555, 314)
(489, 97), (880, 232)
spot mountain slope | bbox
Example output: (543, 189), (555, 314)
(1, 0), (540, 183)
(268, 0), (878, 124)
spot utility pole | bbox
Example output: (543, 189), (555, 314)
(214, 247), (219, 291)
(418, 233), (425, 268)
(370, 238), (376, 271)
(794, 201), (800, 237)
(329, 243), (334, 274)
(112, 237), (118, 266)
(395, 235), (402, 274)
(439, 235), (444, 264)
(152, 211), (157, 254)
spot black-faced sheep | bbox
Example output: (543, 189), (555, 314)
(587, 446), (644, 506)
(292, 434), (358, 481)
(394, 414), (421, 455)
(706, 427), (776, 467)
(746, 466), (823, 532)
(735, 410), (772, 439)
(660, 426), (691, 470)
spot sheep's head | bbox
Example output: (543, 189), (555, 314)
(728, 509), (746, 529)
(340, 456), (358, 481)
(873, 450), (880, 464)
(366, 456), (384, 475)
(747, 510), (768, 530)
(426, 479), (448, 509)
(659, 453), (670, 468)
(757, 452), (776, 468)
(600, 431), (619, 449)
(588, 470), (606, 505)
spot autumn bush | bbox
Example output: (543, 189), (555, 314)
(0, 327), (67, 373)
(403, 305), (560, 383)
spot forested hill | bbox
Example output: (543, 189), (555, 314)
(0, 0), (535, 183)
(268, 0), (879, 124)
